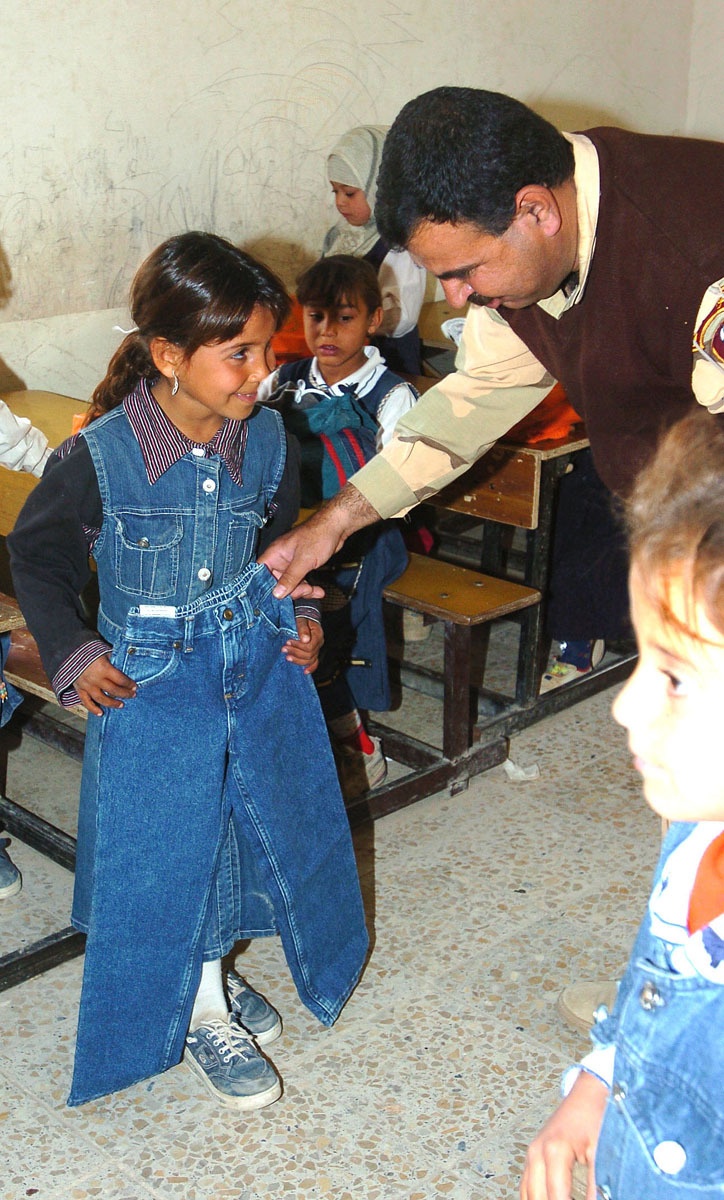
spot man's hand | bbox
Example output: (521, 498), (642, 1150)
(259, 484), (380, 599)
(74, 654), (137, 717)
(283, 617), (323, 674)
(521, 1072), (608, 1200)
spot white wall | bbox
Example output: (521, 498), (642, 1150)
(0, 0), (712, 398)
(687, 0), (724, 138)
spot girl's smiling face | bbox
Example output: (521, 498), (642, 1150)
(152, 305), (277, 441)
(613, 561), (724, 823)
(330, 182), (372, 227)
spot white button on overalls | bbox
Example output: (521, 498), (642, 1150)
(197, 567), (212, 582)
(202, 479), (216, 493)
(653, 1140), (687, 1175)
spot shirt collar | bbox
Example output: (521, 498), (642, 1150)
(308, 344), (384, 393)
(124, 377), (247, 486)
(538, 132), (600, 318)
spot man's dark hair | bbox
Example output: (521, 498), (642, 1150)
(375, 86), (575, 245)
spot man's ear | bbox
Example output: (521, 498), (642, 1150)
(149, 336), (183, 383)
(367, 306), (384, 337)
(513, 185), (562, 237)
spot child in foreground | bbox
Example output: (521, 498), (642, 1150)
(522, 408), (724, 1199)
(9, 232), (368, 1109)
(322, 125), (427, 374)
(259, 254), (417, 797)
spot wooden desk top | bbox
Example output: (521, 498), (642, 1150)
(405, 380), (588, 529)
(0, 391), (90, 539)
(2, 389), (88, 446)
(0, 594), (26, 635)
(419, 299), (468, 349)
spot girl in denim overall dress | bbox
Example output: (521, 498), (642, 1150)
(522, 408), (724, 1199)
(9, 232), (368, 1110)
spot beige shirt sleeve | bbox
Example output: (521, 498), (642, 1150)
(350, 305), (556, 518)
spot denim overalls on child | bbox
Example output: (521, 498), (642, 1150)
(590, 821), (724, 1197)
(68, 398), (368, 1105)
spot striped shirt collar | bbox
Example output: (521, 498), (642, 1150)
(124, 377), (247, 486)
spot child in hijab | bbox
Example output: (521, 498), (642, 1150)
(323, 125), (427, 375)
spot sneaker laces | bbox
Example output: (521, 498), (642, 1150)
(190, 1018), (258, 1063)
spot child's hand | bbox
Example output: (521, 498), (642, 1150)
(282, 617), (323, 674)
(74, 655), (138, 716)
(520, 1071), (608, 1200)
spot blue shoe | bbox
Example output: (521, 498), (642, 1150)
(184, 1018), (281, 1110)
(558, 638), (605, 671)
(0, 840), (21, 900)
(227, 971), (282, 1046)
(540, 639), (605, 693)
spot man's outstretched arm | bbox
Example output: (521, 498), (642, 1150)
(259, 483), (381, 598)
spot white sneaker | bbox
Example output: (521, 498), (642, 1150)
(334, 737), (388, 800)
(402, 610), (431, 642)
(0, 842), (21, 899)
(184, 1017), (281, 1110)
(557, 980), (619, 1035)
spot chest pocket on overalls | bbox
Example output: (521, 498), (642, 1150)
(112, 511), (183, 598)
(223, 506), (265, 582)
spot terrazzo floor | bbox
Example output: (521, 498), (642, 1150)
(0, 636), (658, 1200)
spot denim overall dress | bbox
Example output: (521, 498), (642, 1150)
(591, 823), (724, 1197)
(68, 403), (368, 1106)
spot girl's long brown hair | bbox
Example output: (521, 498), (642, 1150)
(88, 231), (290, 421)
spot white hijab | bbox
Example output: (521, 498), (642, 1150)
(322, 125), (389, 259)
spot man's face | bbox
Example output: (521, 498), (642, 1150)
(408, 216), (570, 311)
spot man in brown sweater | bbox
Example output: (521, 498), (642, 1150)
(261, 85), (724, 1197)
(261, 86), (724, 611)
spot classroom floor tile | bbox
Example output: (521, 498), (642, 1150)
(0, 676), (657, 1200)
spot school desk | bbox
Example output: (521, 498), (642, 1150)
(0, 392), (88, 990)
(388, 378), (636, 744)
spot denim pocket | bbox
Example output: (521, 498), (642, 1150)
(113, 640), (182, 690)
(223, 509), (265, 582)
(255, 595), (297, 641)
(113, 511), (183, 598)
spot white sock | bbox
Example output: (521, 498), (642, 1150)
(190, 959), (228, 1030)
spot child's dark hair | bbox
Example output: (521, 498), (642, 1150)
(626, 408), (724, 639)
(296, 255), (382, 315)
(89, 232), (290, 420)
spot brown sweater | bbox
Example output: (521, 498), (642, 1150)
(503, 127), (724, 495)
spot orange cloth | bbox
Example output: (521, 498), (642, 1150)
(505, 382), (582, 445)
(271, 297), (308, 365)
(688, 830), (724, 933)
(71, 412), (90, 435)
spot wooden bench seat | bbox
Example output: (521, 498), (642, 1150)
(383, 552), (539, 626)
(5, 623), (88, 720)
(0, 590), (85, 992)
(379, 553), (539, 765)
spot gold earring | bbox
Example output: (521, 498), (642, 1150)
(171, 371), (179, 396)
